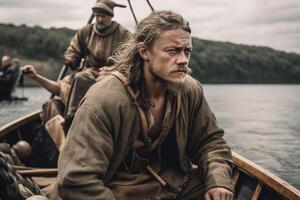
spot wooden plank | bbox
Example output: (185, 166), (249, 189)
(0, 110), (41, 137)
(232, 152), (300, 200)
(146, 166), (167, 186)
(232, 169), (240, 189)
(17, 168), (58, 176)
(251, 183), (262, 200)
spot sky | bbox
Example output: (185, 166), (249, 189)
(1, 0), (300, 54)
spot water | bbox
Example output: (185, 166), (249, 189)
(203, 84), (300, 189)
(0, 87), (50, 126)
(0, 85), (299, 189)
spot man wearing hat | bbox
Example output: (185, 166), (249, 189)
(63, 0), (132, 130)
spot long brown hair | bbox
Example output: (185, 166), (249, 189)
(111, 11), (191, 109)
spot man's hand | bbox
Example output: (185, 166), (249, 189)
(21, 65), (38, 79)
(204, 187), (233, 200)
(98, 66), (116, 76)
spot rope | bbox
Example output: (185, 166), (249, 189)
(0, 151), (41, 200)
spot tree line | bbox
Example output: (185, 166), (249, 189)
(1, 23), (300, 83)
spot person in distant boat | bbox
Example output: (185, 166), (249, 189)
(1, 55), (12, 76)
(52, 11), (234, 200)
(0, 55), (19, 81)
(63, 0), (132, 130)
(0, 55), (21, 99)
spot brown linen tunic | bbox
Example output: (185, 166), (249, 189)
(63, 22), (132, 124)
(51, 74), (233, 200)
(57, 74), (74, 106)
(109, 90), (185, 199)
(64, 22), (132, 69)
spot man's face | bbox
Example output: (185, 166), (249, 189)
(95, 13), (112, 30)
(143, 28), (192, 86)
(1, 56), (11, 68)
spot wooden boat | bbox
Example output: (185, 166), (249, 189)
(0, 67), (22, 101)
(0, 110), (299, 200)
(1, 1), (299, 199)
(0, 65), (28, 101)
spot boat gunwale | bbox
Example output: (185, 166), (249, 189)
(232, 151), (300, 199)
(0, 110), (41, 138)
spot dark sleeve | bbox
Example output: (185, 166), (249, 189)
(187, 82), (233, 192)
(52, 101), (116, 199)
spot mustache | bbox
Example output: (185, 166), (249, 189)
(171, 66), (192, 75)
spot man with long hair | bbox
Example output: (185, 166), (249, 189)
(52, 11), (233, 200)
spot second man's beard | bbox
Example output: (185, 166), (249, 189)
(96, 22), (112, 31)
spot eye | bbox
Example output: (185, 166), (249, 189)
(166, 48), (177, 55)
(184, 48), (192, 56)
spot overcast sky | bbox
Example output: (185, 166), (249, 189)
(1, 0), (300, 53)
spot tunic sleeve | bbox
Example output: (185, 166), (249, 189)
(57, 74), (73, 106)
(187, 82), (234, 192)
(64, 28), (87, 70)
(51, 102), (116, 199)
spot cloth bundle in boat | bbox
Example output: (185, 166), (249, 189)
(45, 114), (66, 152)
(31, 125), (59, 168)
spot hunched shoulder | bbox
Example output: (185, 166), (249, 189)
(182, 75), (203, 95)
(80, 24), (94, 32)
(83, 75), (132, 110)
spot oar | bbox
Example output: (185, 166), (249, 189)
(127, 0), (138, 25)
(146, 0), (155, 12)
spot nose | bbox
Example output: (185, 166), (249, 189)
(176, 51), (188, 66)
(96, 15), (104, 22)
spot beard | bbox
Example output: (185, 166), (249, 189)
(165, 81), (185, 94)
(96, 21), (112, 31)
(148, 64), (189, 94)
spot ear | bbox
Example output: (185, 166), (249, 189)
(137, 43), (149, 61)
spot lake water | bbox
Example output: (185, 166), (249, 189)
(0, 85), (299, 189)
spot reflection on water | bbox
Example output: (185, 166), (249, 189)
(0, 85), (299, 189)
(203, 84), (300, 189)
(0, 87), (49, 125)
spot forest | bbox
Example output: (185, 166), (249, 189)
(1, 23), (300, 84)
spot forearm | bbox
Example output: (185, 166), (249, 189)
(33, 74), (60, 95)
(189, 83), (233, 192)
(197, 135), (233, 192)
(55, 170), (116, 200)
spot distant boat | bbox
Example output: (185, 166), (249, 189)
(0, 110), (299, 199)
(0, 64), (27, 101)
